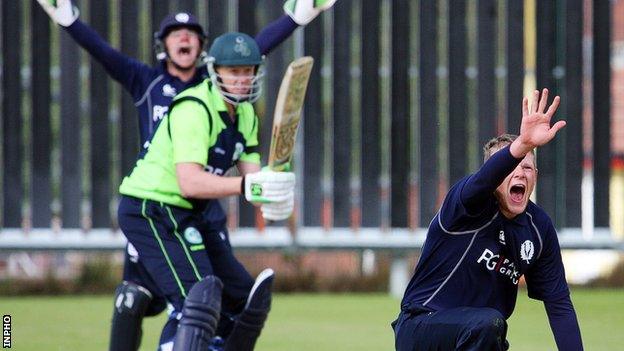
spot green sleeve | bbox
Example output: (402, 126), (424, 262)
(169, 101), (210, 165)
(240, 152), (261, 164)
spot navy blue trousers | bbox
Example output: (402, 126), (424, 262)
(118, 196), (254, 344)
(393, 307), (509, 351)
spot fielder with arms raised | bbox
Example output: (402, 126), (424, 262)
(393, 89), (583, 351)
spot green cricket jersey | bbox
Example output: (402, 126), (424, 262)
(119, 80), (260, 209)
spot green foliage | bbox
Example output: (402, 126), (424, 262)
(0, 276), (73, 296)
(0, 255), (121, 296)
(75, 255), (120, 293)
(5, 251), (621, 298)
(244, 251), (392, 293)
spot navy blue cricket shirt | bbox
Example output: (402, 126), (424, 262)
(400, 145), (583, 350)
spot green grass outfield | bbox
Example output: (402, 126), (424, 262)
(1, 288), (622, 350)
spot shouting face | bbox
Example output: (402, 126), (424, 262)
(164, 28), (202, 70)
(494, 151), (537, 219)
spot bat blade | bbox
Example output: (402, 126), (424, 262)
(268, 56), (314, 171)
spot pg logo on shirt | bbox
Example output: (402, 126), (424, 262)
(477, 248), (520, 285)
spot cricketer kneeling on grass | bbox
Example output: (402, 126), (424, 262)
(393, 89), (583, 351)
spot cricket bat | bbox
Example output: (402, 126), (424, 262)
(267, 56), (314, 171)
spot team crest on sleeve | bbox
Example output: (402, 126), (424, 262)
(183, 227), (203, 244)
(520, 240), (534, 263)
(162, 84), (177, 97)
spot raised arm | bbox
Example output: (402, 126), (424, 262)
(37, 0), (149, 95)
(461, 89), (565, 211)
(255, 0), (337, 55)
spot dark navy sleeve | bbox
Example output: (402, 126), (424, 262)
(460, 145), (522, 213)
(544, 297), (583, 350)
(64, 19), (152, 100)
(525, 222), (570, 301)
(255, 15), (299, 55)
(438, 146), (521, 231)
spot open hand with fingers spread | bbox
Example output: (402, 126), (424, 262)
(510, 88), (567, 158)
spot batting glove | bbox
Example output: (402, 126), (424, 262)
(261, 194), (294, 221)
(243, 171), (295, 204)
(284, 0), (337, 25)
(37, 0), (79, 27)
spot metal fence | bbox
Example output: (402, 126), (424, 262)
(0, 0), (616, 236)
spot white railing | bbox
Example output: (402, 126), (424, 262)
(0, 227), (621, 251)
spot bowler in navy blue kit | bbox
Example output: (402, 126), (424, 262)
(393, 89), (583, 351)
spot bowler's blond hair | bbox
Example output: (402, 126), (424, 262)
(483, 134), (536, 164)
